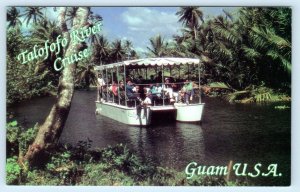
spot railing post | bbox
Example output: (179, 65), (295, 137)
(162, 65), (165, 106)
(198, 62), (201, 104)
(117, 66), (120, 105)
(106, 68), (108, 102)
(124, 64), (127, 107)
(111, 68), (114, 103)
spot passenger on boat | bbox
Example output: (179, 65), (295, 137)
(155, 71), (163, 83)
(148, 83), (163, 105)
(178, 90), (185, 103)
(182, 79), (195, 104)
(150, 83), (162, 97)
(136, 76), (144, 84)
(132, 85), (139, 92)
(118, 80), (125, 91)
(97, 74), (106, 101)
(149, 75), (155, 82)
(136, 92), (152, 119)
(143, 92), (152, 106)
(109, 81), (118, 97)
(117, 81), (125, 100)
(162, 78), (177, 103)
(126, 80), (140, 100)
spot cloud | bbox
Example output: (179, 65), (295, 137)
(120, 7), (182, 57)
(122, 7), (181, 37)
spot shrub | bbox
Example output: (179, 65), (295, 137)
(6, 156), (21, 184)
(6, 120), (39, 157)
(6, 131), (245, 186)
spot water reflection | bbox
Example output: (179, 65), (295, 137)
(92, 115), (205, 169)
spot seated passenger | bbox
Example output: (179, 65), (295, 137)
(132, 85), (139, 92)
(162, 78), (173, 96)
(118, 81), (125, 99)
(150, 83), (162, 97)
(154, 71), (163, 83)
(149, 75), (155, 82)
(136, 76), (144, 84)
(126, 80), (139, 100)
(110, 81), (118, 97)
(163, 78), (178, 103)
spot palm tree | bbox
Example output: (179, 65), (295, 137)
(89, 12), (103, 24)
(76, 63), (97, 89)
(31, 19), (61, 45)
(30, 19), (62, 76)
(147, 35), (169, 57)
(123, 40), (133, 60)
(176, 6), (204, 39)
(24, 7), (91, 165)
(110, 39), (125, 62)
(7, 7), (22, 28)
(91, 35), (110, 65)
(87, 12), (103, 44)
(66, 7), (79, 27)
(22, 6), (44, 26)
(130, 50), (138, 59)
(238, 7), (291, 90)
(7, 27), (24, 58)
(206, 7), (291, 97)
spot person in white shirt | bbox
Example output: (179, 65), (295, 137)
(136, 93), (152, 119)
(142, 93), (152, 106)
(97, 74), (106, 101)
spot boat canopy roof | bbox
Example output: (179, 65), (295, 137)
(94, 57), (200, 71)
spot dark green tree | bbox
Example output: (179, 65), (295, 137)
(22, 7), (44, 26)
(7, 7), (22, 28)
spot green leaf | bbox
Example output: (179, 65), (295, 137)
(8, 120), (18, 127)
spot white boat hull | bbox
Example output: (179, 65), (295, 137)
(96, 101), (204, 125)
(96, 101), (151, 126)
(174, 103), (205, 122)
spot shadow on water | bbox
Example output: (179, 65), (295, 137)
(7, 90), (291, 186)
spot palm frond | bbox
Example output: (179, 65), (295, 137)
(242, 45), (261, 58)
(208, 82), (232, 89)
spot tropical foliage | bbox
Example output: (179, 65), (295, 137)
(7, 7), (22, 28)
(146, 7), (291, 102)
(147, 35), (169, 57)
(6, 7), (141, 104)
(22, 7), (45, 26)
(6, 121), (245, 186)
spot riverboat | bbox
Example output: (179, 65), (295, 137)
(95, 57), (204, 126)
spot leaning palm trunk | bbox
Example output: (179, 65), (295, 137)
(24, 7), (90, 165)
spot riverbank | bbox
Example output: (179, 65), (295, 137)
(6, 120), (241, 186)
(7, 145), (240, 186)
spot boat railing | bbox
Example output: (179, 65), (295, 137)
(100, 81), (199, 108)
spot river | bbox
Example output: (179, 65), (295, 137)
(7, 90), (291, 186)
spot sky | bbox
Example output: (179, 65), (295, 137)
(91, 7), (237, 56)
(15, 7), (237, 57)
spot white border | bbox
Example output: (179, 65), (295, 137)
(1, 0), (299, 192)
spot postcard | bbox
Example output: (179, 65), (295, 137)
(6, 6), (291, 187)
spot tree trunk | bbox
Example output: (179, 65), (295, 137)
(24, 7), (90, 165)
